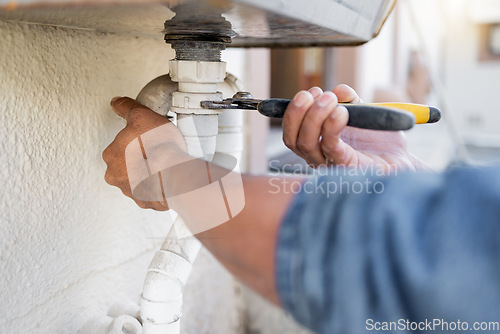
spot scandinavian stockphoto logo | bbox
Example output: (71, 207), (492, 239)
(124, 117), (245, 237)
(268, 161), (395, 197)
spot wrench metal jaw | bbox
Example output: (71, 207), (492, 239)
(201, 92), (262, 110)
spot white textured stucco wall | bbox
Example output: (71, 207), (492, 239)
(0, 20), (243, 333)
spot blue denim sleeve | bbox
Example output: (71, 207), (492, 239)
(276, 166), (500, 334)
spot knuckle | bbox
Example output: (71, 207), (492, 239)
(127, 107), (147, 125)
(324, 110), (345, 130)
(303, 157), (316, 168)
(136, 201), (148, 209)
(151, 202), (167, 212)
(324, 114), (338, 128)
(102, 147), (112, 162)
(321, 139), (339, 156)
(296, 138), (312, 152)
(282, 134), (294, 149)
(104, 170), (114, 185)
(120, 188), (131, 197)
(320, 141), (334, 155)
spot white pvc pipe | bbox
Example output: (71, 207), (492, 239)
(141, 59), (229, 334)
(81, 64), (245, 334)
(214, 73), (245, 170)
(115, 65), (245, 334)
(140, 215), (201, 334)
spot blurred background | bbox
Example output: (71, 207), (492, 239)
(1, 0), (499, 332)
(259, 0), (500, 173)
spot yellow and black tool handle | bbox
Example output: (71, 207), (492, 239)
(350, 102), (441, 124)
(257, 99), (417, 131)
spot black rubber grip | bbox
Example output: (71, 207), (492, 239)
(428, 106), (441, 123)
(257, 99), (416, 131)
(257, 99), (292, 118)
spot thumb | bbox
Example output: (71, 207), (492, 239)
(332, 84), (362, 103)
(110, 96), (147, 120)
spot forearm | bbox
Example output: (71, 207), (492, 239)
(196, 175), (297, 305)
(162, 153), (299, 305)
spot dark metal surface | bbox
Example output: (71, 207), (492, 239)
(165, 2), (234, 60)
(0, 0), (396, 48)
(201, 92), (261, 110)
(164, 2), (235, 44)
(225, 0), (396, 47)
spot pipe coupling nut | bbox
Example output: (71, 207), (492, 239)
(169, 60), (226, 84)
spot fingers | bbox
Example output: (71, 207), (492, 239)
(104, 96), (172, 211)
(282, 86), (361, 167)
(283, 87), (355, 167)
(136, 200), (169, 211)
(103, 150), (169, 211)
(295, 92), (339, 165)
(110, 96), (171, 138)
(282, 87), (322, 154)
(308, 86), (323, 99)
(320, 105), (352, 165)
(101, 127), (132, 169)
(332, 84), (362, 103)
(282, 90), (315, 152)
(111, 96), (146, 120)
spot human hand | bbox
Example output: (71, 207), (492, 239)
(102, 97), (187, 211)
(282, 84), (430, 171)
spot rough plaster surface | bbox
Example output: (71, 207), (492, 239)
(0, 20), (242, 333)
